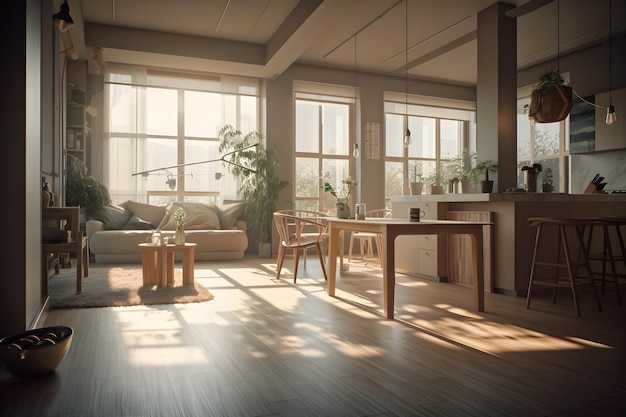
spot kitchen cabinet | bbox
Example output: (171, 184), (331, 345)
(65, 61), (89, 168)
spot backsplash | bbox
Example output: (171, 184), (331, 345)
(570, 148), (626, 193)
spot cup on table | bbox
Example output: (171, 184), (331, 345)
(355, 203), (367, 220)
(409, 208), (425, 222)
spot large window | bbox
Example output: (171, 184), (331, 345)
(517, 96), (568, 192)
(104, 66), (259, 205)
(294, 85), (354, 213)
(384, 101), (474, 200)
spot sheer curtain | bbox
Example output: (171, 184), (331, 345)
(103, 64), (259, 205)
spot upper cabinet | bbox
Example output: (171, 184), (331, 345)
(594, 88), (625, 152)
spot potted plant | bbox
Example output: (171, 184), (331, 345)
(447, 149), (477, 193)
(65, 154), (111, 217)
(408, 162), (424, 195)
(521, 163), (542, 192)
(218, 125), (288, 257)
(541, 167), (554, 193)
(472, 159), (499, 193)
(425, 168), (446, 195)
(324, 177), (356, 218)
(527, 69), (572, 123)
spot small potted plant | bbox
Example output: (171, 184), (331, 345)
(324, 177), (356, 218)
(472, 159), (499, 193)
(173, 207), (186, 245)
(425, 168), (446, 195)
(447, 149), (477, 193)
(408, 162), (424, 195)
(541, 168), (554, 193)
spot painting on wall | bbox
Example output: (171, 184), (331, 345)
(569, 95), (595, 153)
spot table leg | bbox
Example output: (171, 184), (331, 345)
(182, 246), (195, 285)
(470, 228), (485, 312)
(141, 247), (157, 286)
(382, 230), (396, 319)
(328, 225), (339, 296)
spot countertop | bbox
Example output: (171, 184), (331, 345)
(391, 192), (626, 203)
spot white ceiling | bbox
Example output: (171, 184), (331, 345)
(60, 0), (625, 86)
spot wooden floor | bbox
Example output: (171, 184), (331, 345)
(2, 255), (626, 417)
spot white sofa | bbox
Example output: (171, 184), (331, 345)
(86, 200), (248, 263)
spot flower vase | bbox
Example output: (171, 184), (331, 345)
(336, 201), (350, 219)
(174, 225), (185, 245)
(525, 171), (539, 193)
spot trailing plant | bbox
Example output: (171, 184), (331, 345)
(66, 154), (111, 212)
(218, 125), (288, 245)
(533, 68), (567, 93)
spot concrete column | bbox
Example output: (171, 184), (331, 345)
(477, 3), (517, 192)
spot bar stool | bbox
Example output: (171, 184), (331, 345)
(526, 217), (602, 317)
(585, 217), (625, 306)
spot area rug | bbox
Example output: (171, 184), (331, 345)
(47, 264), (214, 309)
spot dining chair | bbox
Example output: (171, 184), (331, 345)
(348, 209), (392, 265)
(273, 212), (328, 283)
(275, 209), (329, 267)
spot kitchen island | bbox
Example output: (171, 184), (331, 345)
(391, 192), (626, 295)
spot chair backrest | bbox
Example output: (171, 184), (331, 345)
(273, 212), (327, 247)
(366, 209), (392, 219)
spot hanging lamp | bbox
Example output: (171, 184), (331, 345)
(53, 0), (75, 32)
(403, 0), (412, 147)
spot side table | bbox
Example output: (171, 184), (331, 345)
(139, 243), (196, 288)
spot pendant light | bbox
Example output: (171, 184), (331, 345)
(352, 34), (360, 158)
(403, 0), (412, 147)
(606, 0), (617, 125)
(53, 0), (75, 32)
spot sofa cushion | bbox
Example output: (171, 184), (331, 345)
(88, 204), (132, 230)
(124, 200), (167, 226)
(217, 202), (247, 229)
(122, 213), (155, 230)
(157, 201), (220, 230)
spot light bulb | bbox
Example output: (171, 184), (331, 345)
(352, 143), (360, 158)
(403, 128), (412, 147)
(606, 105), (617, 125)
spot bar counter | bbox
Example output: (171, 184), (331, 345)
(391, 192), (626, 295)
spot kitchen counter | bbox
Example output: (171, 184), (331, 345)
(391, 192), (626, 295)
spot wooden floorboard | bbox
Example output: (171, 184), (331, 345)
(1, 256), (625, 416)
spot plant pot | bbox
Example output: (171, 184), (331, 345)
(529, 86), (572, 123)
(480, 180), (494, 193)
(460, 176), (473, 193)
(259, 242), (272, 258)
(430, 185), (444, 195)
(336, 201), (350, 219)
(410, 182), (423, 195)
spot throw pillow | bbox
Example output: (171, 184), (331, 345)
(88, 204), (132, 230)
(122, 213), (155, 230)
(157, 201), (220, 230)
(218, 202), (247, 229)
(124, 200), (167, 227)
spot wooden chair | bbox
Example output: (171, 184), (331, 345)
(348, 209), (391, 265)
(275, 209), (328, 267)
(273, 212), (328, 283)
(42, 207), (89, 295)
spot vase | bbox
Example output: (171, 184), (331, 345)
(525, 171), (539, 193)
(174, 226), (185, 245)
(336, 201), (350, 219)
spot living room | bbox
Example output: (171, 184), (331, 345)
(2, 1), (626, 414)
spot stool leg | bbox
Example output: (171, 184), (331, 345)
(574, 225), (603, 313)
(603, 224), (622, 305)
(526, 224), (543, 309)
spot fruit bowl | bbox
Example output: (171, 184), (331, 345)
(0, 326), (73, 377)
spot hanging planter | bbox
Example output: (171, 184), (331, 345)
(527, 69), (572, 123)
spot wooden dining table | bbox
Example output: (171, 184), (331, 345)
(326, 218), (492, 319)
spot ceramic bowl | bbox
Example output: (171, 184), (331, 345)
(0, 326), (73, 377)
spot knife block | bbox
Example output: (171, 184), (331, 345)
(583, 182), (607, 194)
